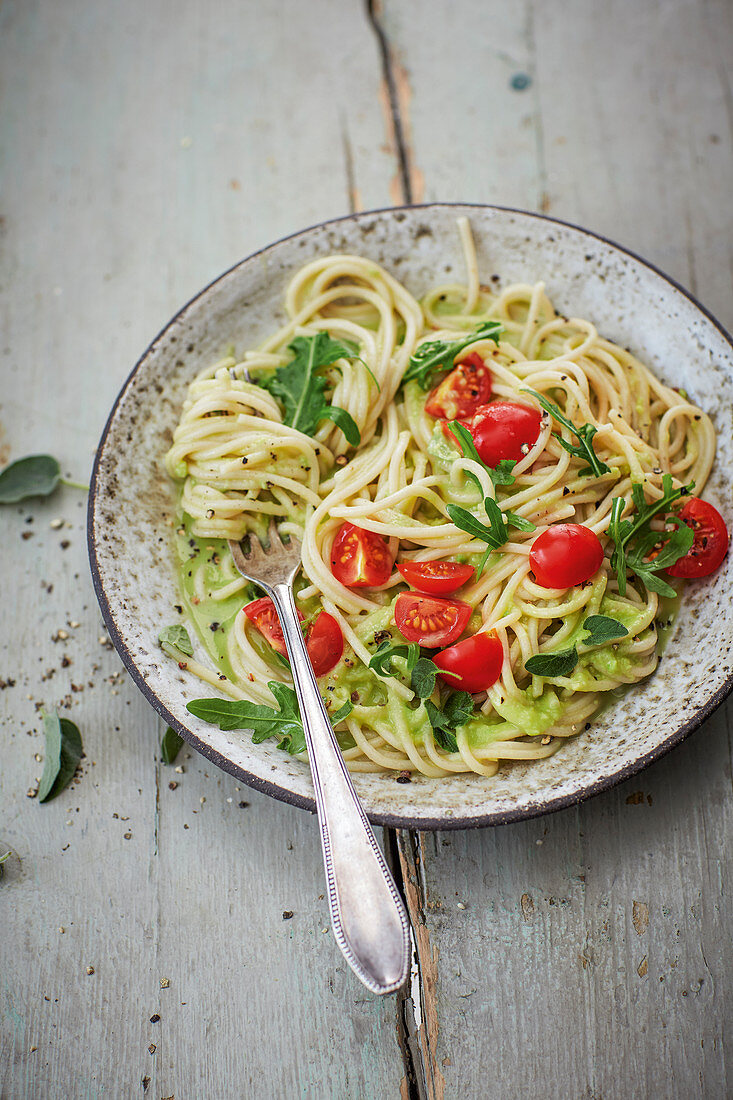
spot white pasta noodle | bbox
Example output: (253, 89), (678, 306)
(164, 218), (716, 779)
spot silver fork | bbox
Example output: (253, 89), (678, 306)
(228, 520), (410, 995)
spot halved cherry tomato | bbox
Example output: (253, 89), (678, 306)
(330, 522), (393, 588)
(304, 611), (344, 677)
(245, 596), (303, 656)
(433, 631), (504, 693)
(395, 593), (472, 646)
(529, 524), (604, 589)
(244, 598), (343, 677)
(397, 559), (475, 595)
(469, 402), (542, 466)
(424, 352), (492, 420)
(666, 498), (729, 578)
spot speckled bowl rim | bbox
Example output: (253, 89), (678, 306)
(88, 202), (733, 830)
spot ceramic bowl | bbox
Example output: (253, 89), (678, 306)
(88, 204), (733, 829)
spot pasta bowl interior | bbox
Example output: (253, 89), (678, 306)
(89, 204), (733, 829)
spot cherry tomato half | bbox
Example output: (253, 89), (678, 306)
(666, 498), (729, 578)
(304, 611), (344, 677)
(394, 593), (472, 647)
(330, 522), (393, 588)
(397, 559), (475, 596)
(529, 524), (604, 589)
(245, 596), (303, 656)
(469, 402), (542, 467)
(433, 631), (504, 693)
(244, 599), (343, 677)
(424, 353), (492, 420)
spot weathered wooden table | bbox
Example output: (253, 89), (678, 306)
(2, 2), (731, 1097)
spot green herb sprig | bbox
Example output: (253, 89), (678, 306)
(187, 683), (353, 757)
(425, 691), (475, 753)
(402, 321), (502, 390)
(608, 476), (694, 598)
(524, 615), (629, 678)
(260, 332), (361, 445)
(522, 389), (610, 478)
(37, 711), (83, 803)
(158, 624), (194, 659)
(0, 455), (87, 503)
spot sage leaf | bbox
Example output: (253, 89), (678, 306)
(0, 850), (11, 881)
(161, 727), (185, 765)
(158, 624), (194, 657)
(581, 615), (629, 647)
(38, 711), (83, 803)
(524, 648), (579, 677)
(0, 455), (61, 503)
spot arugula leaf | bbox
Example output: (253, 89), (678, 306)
(581, 615), (629, 647)
(608, 475), (694, 597)
(447, 497), (534, 573)
(525, 649), (579, 677)
(38, 711), (83, 803)
(187, 682), (353, 757)
(447, 421), (517, 493)
(369, 640), (420, 677)
(330, 701), (355, 724)
(260, 333), (360, 444)
(159, 624), (194, 657)
(369, 642), (459, 698)
(161, 727), (184, 765)
(523, 389), (610, 477)
(425, 691), (475, 753)
(402, 321), (503, 390)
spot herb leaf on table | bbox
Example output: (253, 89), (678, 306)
(161, 727), (185, 765)
(402, 320), (503, 390)
(522, 389), (610, 477)
(0, 455), (61, 503)
(260, 332), (361, 445)
(187, 683), (353, 757)
(608, 475), (694, 597)
(38, 711), (83, 803)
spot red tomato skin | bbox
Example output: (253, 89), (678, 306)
(441, 417), (472, 444)
(394, 593), (472, 647)
(330, 522), (393, 588)
(424, 353), (493, 420)
(469, 402), (542, 466)
(397, 560), (475, 595)
(529, 524), (604, 589)
(666, 498), (729, 578)
(433, 631), (504, 693)
(245, 599), (343, 676)
(306, 611), (344, 677)
(244, 596), (303, 656)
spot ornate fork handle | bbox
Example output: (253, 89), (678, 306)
(267, 582), (410, 995)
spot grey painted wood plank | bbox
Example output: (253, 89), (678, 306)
(0, 1), (407, 1097)
(376, 0), (733, 1096)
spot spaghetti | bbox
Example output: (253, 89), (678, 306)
(165, 219), (716, 778)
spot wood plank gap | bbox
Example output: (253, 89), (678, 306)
(395, 830), (445, 1100)
(383, 828), (428, 1100)
(365, 0), (413, 204)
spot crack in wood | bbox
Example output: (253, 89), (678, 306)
(366, 0), (418, 204)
